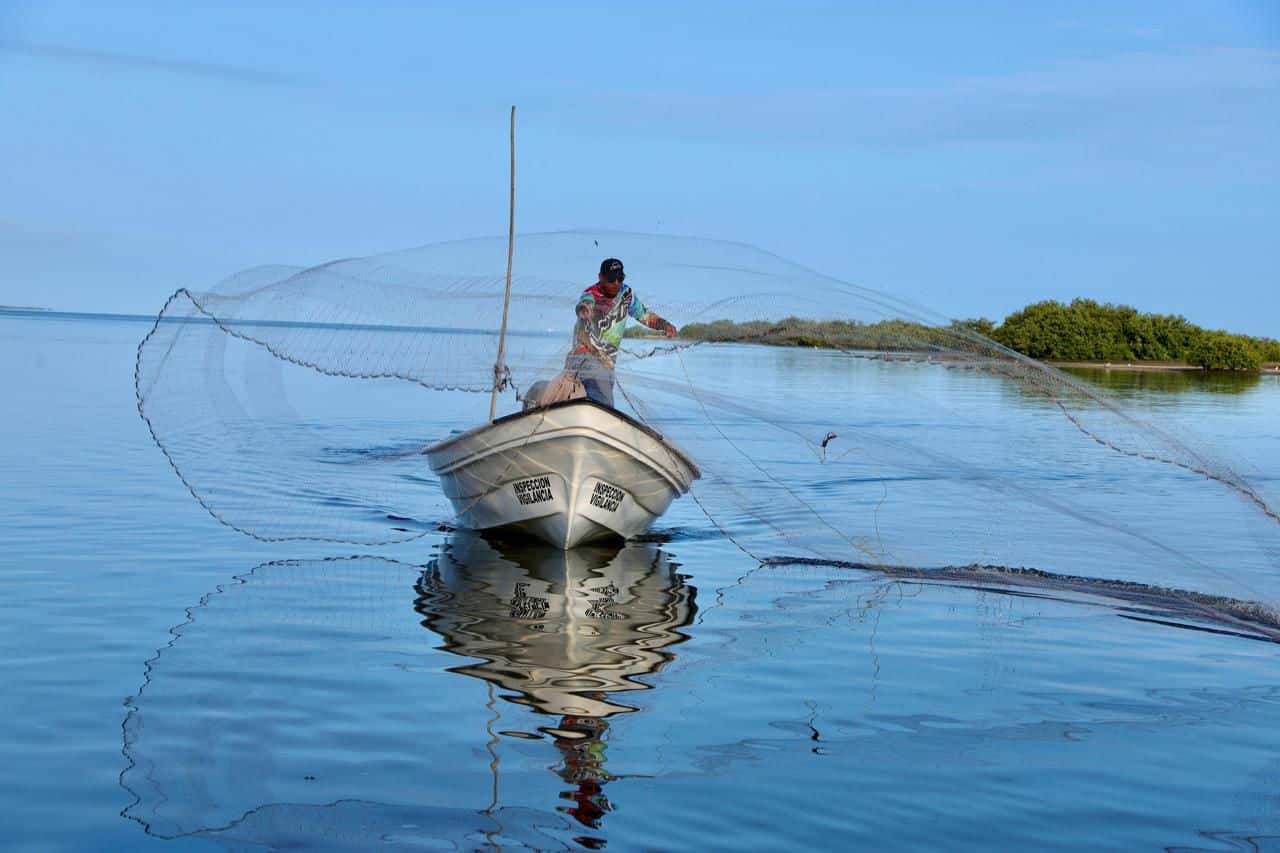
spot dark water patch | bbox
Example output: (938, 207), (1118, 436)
(633, 525), (730, 543)
(396, 473), (439, 485)
(319, 441), (431, 463)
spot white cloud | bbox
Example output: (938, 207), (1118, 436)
(562, 48), (1280, 151)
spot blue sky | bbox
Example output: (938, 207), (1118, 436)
(1, 1), (1276, 334)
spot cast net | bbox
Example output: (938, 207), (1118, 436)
(135, 231), (1280, 633)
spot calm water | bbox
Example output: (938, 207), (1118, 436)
(3, 315), (1280, 851)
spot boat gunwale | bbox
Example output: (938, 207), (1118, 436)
(425, 398), (701, 479)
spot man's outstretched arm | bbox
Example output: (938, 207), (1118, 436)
(630, 295), (678, 338)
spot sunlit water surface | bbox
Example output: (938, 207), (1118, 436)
(2, 315), (1279, 851)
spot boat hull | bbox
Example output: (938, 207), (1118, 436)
(425, 400), (699, 549)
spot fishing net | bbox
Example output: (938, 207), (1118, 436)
(135, 230), (1280, 632)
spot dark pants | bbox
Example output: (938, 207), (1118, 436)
(565, 354), (614, 407)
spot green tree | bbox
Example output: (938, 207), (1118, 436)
(954, 317), (996, 337)
(679, 303), (1274, 371)
(1186, 332), (1262, 371)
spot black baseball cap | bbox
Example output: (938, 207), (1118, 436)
(600, 258), (624, 279)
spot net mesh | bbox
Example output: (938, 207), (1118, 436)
(135, 230), (1280, 628)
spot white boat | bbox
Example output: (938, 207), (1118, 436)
(424, 114), (698, 548)
(425, 399), (699, 549)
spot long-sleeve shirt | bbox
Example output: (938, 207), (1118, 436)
(571, 283), (667, 366)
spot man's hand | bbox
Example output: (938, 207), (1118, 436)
(663, 320), (678, 339)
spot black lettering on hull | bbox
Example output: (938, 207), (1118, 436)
(589, 481), (625, 512)
(512, 476), (554, 506)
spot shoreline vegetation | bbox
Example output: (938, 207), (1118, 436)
(659, 299), (1280, 373)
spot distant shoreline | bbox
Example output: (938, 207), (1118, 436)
(1054, 358), (1280, 371)
(0, 306), (156, 323)
(0, 306), (546, 338)
(1052, 360), (1199, 372)
(1053, 361), (1280, 374)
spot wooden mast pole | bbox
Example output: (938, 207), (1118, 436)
(489, 105), (516, 423)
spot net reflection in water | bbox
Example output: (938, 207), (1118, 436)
(120, 533), (696, 848)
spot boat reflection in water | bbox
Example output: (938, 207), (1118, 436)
(417, 532), (698, 836)
(120, 533), (695, 849)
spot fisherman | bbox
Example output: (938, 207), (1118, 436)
(566, 258), (677, 407)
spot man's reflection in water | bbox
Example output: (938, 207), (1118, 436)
(416, 532), (697, 842)
(552, 714), (611, 832)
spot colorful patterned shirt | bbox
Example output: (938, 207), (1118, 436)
(572, 283), (666, 365)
